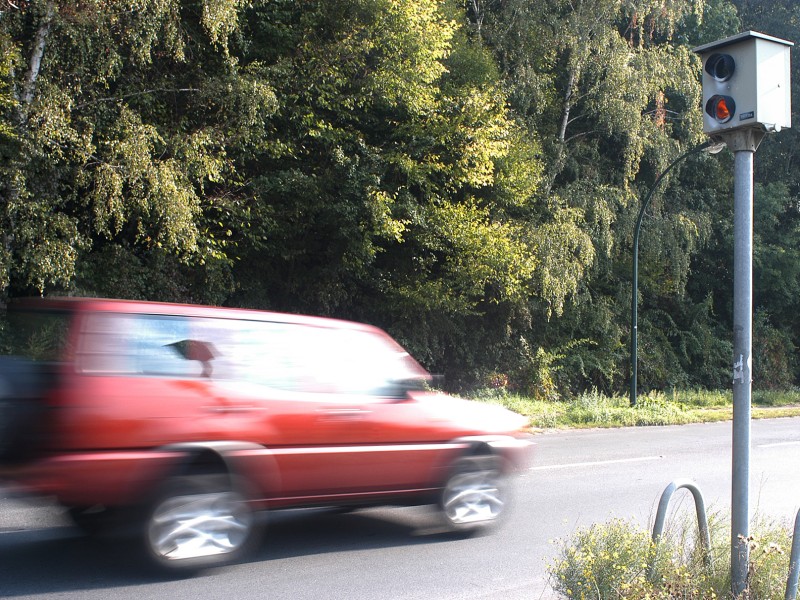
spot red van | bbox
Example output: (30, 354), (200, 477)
(0, 298), (533, 572)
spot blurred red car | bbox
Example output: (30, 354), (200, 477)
(0, 298), (533, 572)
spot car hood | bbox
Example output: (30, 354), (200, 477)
(409, 392), (529, 435)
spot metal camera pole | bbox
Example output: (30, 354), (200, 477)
(725, 127), (764, 597)
(693, 32), (792, 596)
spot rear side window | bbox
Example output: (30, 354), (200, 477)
(0, 307), (71, 362)
(77, 313), (204, 377)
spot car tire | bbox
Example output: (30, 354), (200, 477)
(439, 455), (507, 532)
(142, 474), (256, 574)
(67, 505), (120, 536)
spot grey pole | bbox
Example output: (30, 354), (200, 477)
(692, 29), (792, 598)
(726, 128), (764, 598)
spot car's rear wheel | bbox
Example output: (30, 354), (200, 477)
(440, 455), (507, 531)
(143, 474), (255, 573)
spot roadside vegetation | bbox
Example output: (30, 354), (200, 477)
(548, 514), (793, 599)
(3, 1), (800, 404)
(471, 388), (800, 429)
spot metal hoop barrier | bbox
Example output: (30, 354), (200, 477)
(649, 479), (712, 579)
(785, 509), (800, 600)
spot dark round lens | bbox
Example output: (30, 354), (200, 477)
(705, 53), (735, 82)
(705, 95), (735, 123)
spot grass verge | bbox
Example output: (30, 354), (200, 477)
(470, 388), (800, 430)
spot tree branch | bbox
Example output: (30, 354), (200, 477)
(21, 1), (54, 106)
(73, 88), (201, 110)
(558, 66), (577, 144)
(564, 129), (599, 144)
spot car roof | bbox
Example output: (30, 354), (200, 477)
(8, 297), (379, 333)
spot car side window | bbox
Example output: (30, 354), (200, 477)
(76, 312), (134, 374)
(2, 308), (71, 361)
(305, 328), (424, 396)
(210, 320), (302, 391)
(220, 322), (423, 396)
(75, 312), (426, 394)
(131, 315), (204, 378)
(77, 313), (204, 378)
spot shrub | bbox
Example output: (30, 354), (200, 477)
(549, 515), (792, 599)
(549, 519), (657, 599)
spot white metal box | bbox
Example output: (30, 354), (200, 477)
(693, 31), (793, 134)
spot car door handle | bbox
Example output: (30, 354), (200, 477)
(203, 404), (257, 414)
(321, 408), (370, 421)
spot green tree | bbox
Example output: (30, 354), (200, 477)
(466, 0), (742, 394)
(7, 0), (794, 395)
(226, 0), (571, 378)
(731, 0), (800, 385)
(1, 0), (273, 301)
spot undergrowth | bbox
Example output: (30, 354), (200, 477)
(471, 388), (800, 429)
(548, 513), (793, 599)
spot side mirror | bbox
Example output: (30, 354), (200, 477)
(386, 377), (429, 400)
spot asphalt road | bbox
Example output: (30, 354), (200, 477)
(1, 417), (799, 600)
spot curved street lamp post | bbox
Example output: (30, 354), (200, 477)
(630, 140), (718, 407)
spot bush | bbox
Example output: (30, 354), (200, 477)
(548, 515), (792, 599)
(549, 519), (657, 599)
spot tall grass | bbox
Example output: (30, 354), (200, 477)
(470, 388), (800, 429)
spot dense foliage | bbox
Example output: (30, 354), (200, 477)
(1, 0), (799, 396)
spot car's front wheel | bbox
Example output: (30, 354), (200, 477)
(440, 456), (507, 531)
(143, 474), (256, 573)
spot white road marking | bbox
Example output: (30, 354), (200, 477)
(531, 455), (663, 471)
(757, 441), (800, 448)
